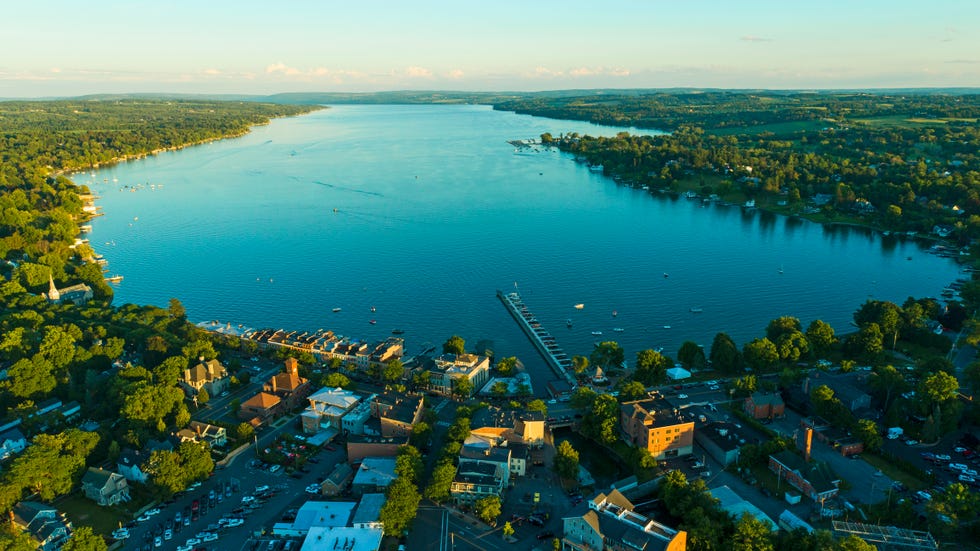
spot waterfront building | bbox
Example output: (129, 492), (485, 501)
(424, 353), (491, 397)
(619, 399), (695, 460)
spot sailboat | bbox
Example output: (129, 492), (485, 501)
(778, 264), (784, 274)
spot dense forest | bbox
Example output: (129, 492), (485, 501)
(0, 99), (317, 549)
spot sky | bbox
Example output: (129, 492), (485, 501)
(2, 0), (979, 97)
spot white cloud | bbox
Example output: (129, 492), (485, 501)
(740, 35), (772, 43)
(404, 66), (433, 78)
(447, 69), (465, 79)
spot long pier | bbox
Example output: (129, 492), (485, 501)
(497, 290), (577, 388)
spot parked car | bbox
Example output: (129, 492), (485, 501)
(537, 531), (555, 540)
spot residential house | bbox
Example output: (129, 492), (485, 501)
(321, 463), (355, 497)
(372, 392), (423, 438)
(181, 358), (229, 397)
(620, 399), (695, 460)
(744, 392), (785, 420)
(424, 353), (491, 397)
(11, 501), (72, 551)
(239, 392), (282, 423)
(263, 357), (312, 409)
(117, 448), (150, 483)
(562, 489), (687, 551)
(0, 427), (27, 460)
(351, 457), (398, 496)
(301, 387), (361, 434)
(81, 467), (131, 506)
(176, 421), (228, 448)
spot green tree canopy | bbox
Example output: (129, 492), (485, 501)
(443, 335), (465, 355)
(473, 495), (502, 525)
(555, 440), (580, 480)
(710, 332), (742, 374)
(379, 477), (421, 536)
(590, 341), (624, 371)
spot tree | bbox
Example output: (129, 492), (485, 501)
(730, 513), (775, 551)
(618, 380), (647, 401)
(526, 399), (548, 415)
(491, 381), (509, 398)
(766, 316), (802, 342)
(502, 521), (515, 538)
(806, 319), (837, 356)
(571, 355), (589, 374)
(379, 477), (421, 536)
(732, 375), (757, 397)
(837, 535), (878, 551)
(775, 331), (809, 362)
(196, 386), (211, 405)
(323, 372), (352, 389)
(964, 360), (980, 394)
(424, 460), (456, 503)
(6, 429), (99, 502)
(846, 323), (883, 361)
(742, 338), (778, 371)
(710, 332), (742, 374)
(853, 418), (882, 452)
(590, 341), (624, 371)
(868, 365), (908, 412)
(168, 297), (187, 322)
(181, 339), (216, 361)
(677, 341), (706, 370)
(62, 526), (107, 551)
(634, 349), (670, 386)
(496, 356), (518, 376)
(555, 440), (580, 480)
(452, 376), (474, 398)
(473, 495), (502, 525)
(153, 355), (187, 387)
(854, 300), (903, 349)
(582, 394), (619, 445)
(395, 445), (424, 484)
(382, 359), (404, 384)
(443, 335), (465, 356)
(235, 422), (254, 442)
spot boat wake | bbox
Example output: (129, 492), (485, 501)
(312, 180), (384, 197)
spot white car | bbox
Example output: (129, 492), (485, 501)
(111, 529), (130, 540)
(189, 481), (202, 489)
(164, 529), (172, 540)
(225, 518), (244, 528)
(154, 536), (162, 548)
(137, 514), (152, 522)
(186, 538), (201, 546)
(305, 484), (320, 495)
(146, 508), (161, 516)
(905, 439), (918, 446)
(242, 496), (256, 504)
(959, 474), (976, 484)
(203, 532), (219, 542)
(678, 394), (688, 399)
(177, 546), (193, 551)
(954, 446), (967, 453)
(709, 385), (720, 390)
(255, 485), (270, 493)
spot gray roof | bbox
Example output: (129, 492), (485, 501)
(351, 493), (386, 526)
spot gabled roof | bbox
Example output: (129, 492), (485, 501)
(0, 427), (26, 442)
(242, 392), (281, 409)
(82, 467), (122, 489)
(268, 371), (307, 392)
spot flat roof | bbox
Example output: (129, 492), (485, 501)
(300, 526), (383, 551)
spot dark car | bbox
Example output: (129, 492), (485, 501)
(537, 531), (555, 540)
(307, 457), (320, 464)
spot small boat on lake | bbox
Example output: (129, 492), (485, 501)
(392, 329), (405, 335)
(663, 325), (672, 329)
(612, 310), (618, 317)
(566, 319), (573, 328)
(574, 303), (585, 310)
(591, 331), (603, 336)
(690, 307), (703, 313)
(369, 320), (377, 325)
(613, 328), (624, 332)
(371, 306), (377, 312)
(332, 307), (342, 313)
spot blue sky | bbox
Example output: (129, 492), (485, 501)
(2, 0), (978, 97)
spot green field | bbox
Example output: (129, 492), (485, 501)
(707, 119), (829, 137)
(853, 115), (978, 129)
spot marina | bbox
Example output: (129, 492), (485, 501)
(498, 289), (577, 388)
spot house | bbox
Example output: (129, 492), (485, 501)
(181, 358), (229, 397)
(321, 463), (355, 496)
(176, 421), (228, 448)
(351, 457), (398, 496)
(620, 399), (695, 460)
(117, 448), (150, 483)
(744, 392), (785, 420)
(372, 391), (424, 438)
(805, 376), (871, 412)
(11, 501), (72, 551)
(81, 467), (131, 506)
(0, 427), (27, 460)
(301, 387), (362, 434)
(239, 391), (282, 422)
(263, 357), (312, 409)
(562, 489), (687, 551)
(424, 353), (491, 397)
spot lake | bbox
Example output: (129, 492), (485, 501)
(83, 104), (963, 391)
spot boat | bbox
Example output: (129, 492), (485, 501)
(663, 273), (669, 278)
(371, 306), (377, 312)
(663, 325), (672, 329)
(332, 307), (342, 313)
(105, 275), (123, 283)
(613, 328), (624, 332)
(612, 310), (618, 317)
(589, 164), (604, 173)
(574, 304), (585, 310)
(566, 319), (573, 328)
(392, 329), (405, 335)
(690, 307), (703, 313)
(369, 320), (377, 325)
(591, 331), (603, 336)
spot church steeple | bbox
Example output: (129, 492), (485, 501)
(47, 272), (60, 302)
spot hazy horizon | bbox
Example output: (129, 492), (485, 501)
(3, 0), (979, 97)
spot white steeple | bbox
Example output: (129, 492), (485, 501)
(47, 272), (60, 302)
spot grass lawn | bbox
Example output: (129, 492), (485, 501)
(861, 453), (927, 491)
(56, 493), (130, 536)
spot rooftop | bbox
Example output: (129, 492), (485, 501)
(299, 525), (383, 551)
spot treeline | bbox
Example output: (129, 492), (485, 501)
(494, 91), (980, 131)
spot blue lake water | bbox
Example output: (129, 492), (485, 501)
(84, 104), (963, 387)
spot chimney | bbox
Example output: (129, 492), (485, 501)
(195, 423), (202, 435)
(804, 427), (813, 463)
(270, 375), (277, 393)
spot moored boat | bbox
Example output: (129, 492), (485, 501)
(574, 304), (584, 310)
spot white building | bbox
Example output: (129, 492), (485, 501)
(302, 387), (362, 434)
(300, 526), (382, 551)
